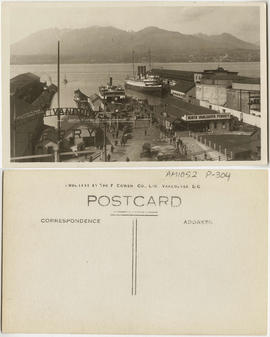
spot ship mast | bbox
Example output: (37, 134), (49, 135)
(56, 40), (61, 162)
(132, 50), (135, 78)
(57, 41), (60, 109)
(148, 49), (152, 71)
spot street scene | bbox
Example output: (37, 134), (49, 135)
(8, 3), (263, 163)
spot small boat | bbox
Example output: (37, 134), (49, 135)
(63, 74), (68, 85)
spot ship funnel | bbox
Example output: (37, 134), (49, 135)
(138, 66), (147, 77)
(138, 66), (146, 77)
(142, 65), (146, 76)
(109, 77), (113, 86)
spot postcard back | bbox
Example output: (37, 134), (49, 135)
(2, 169), (268, 334)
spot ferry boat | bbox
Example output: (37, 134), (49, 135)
(125, 65), (163, 93)
(98, 77), (126, 102)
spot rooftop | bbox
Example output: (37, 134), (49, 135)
(163, 96), (218, 120)
(11, 72), (40, 94)
(151, 68), (196, 82)
(171, 80), (195, 93)
(89, 93), (103, 103)
(203, 67), (238, 75)
(202, 74), (238, 81)
(233, 77), (260, 85)
(74, 89), (89, 100)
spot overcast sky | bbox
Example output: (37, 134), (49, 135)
(9, 3), (260, 45)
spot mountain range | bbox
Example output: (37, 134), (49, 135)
(10, 26), (260, 64)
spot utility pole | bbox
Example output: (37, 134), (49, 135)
(13, 94), (16, 160)
(57, 41), (61, 139)
(104, 123), (107, 162)
(56, 40), (61, 162)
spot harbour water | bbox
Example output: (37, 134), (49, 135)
(11, 62), (260, 108)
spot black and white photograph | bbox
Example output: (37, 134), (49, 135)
(2, 1), (267, 165)
(1, 2), (269, 335)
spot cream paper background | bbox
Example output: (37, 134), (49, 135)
(2, 169), (268, 334)
(1, 1), (268, 168)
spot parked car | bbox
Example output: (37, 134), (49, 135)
(157, 152), (176, 161)
(142, 142), (151, 153)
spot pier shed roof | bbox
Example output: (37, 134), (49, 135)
(151, 68), (196, 81)
(233, 77), (260, 85)
(171, 80), (195, 93)
(163, 96), (216, 120)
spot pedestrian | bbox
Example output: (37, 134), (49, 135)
(107, 153), (111, 162)
(145, 129), (147, 136)
(126, 157), (130, 162)
(115, 140), (118, 146)
(89, 155), (93, 162)
(111, 145), (114, 153)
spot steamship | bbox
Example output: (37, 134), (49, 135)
(125, 65), (163, 93)
(99, 77), (126, 102)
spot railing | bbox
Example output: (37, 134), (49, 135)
(10, 150), (101, 162)
(189, 131), (232, 160)
(10, 153), (54, 161)
(59, 150), (101, 159)
(15, 109), (44, 121)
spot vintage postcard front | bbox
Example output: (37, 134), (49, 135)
(2, 169), (268, 334)
(1, 1), (268, 167)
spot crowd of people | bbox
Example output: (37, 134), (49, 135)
(94, 124), (133, 162)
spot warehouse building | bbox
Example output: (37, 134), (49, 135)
(157, 96), (231, 133)
(195, 67), (238, 106)
(170, 80), (196, 102)
(226, 78), (260, 115)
